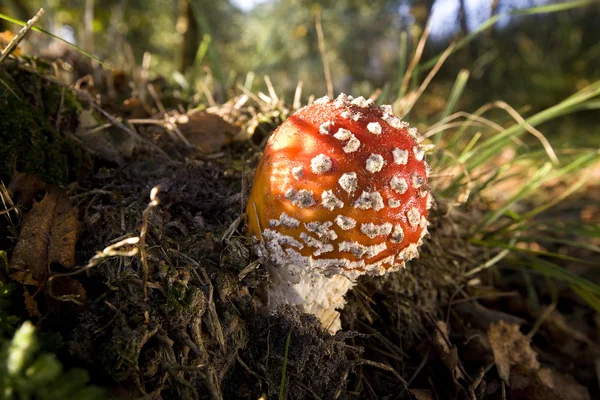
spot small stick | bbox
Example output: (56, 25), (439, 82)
(0, 8), (45, 64)
(140, 186), (161, 300)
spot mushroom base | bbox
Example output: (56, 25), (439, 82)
(266, 262), (355, 333)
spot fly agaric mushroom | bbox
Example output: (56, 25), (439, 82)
(246, 93), (432, 333)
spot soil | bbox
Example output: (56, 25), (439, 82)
(1, 57), (598, 400)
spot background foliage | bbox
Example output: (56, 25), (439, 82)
(1, 0), (599, 124)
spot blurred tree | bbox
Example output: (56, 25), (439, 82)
(179, 0), (199, 73)
(179, 0), (241, 75)
(412, 0), (435, 27)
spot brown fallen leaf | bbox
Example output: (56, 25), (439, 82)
(488, 321), (539, 384)
(9, 270), (40, 287)
(10, 187), (58, 284)
(538, 367), (590, 400)
(48, 189), (80, 268)
(177, 111), (236, 153)
(488, 321), (591, 400)
(410, 388), (433, 400)
(22, 286), (41, 318)
(9, 176), (84, 315)
(432, 320), (464, 382)
(8, 172), (49, 211)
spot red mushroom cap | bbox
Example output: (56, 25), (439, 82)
(246, 94), (431, 280)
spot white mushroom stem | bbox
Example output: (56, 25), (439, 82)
(266, 261), (355, 334)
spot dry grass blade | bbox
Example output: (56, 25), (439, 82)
(399, 19), (431, 97)
(398, 42), (456, 118)
(491, 101), (559, 164)
(315, 9), (333, 98)
(355, 359), (408, 388)
(293, 81), (303, 110)
(0, 183), (18, 226)
(264, 75), (279, 104)
(426, 111), (505, 138)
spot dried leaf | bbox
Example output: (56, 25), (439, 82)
(9, 179), (83, 312)
(8, 172), (49, 210)
(177, 111), (235, 153)
(487, 321), (591, 399)
(410, 389), (434, 400)
(10, 188), (58, 284)
(538, 368), (590, 400)
(431, 320), (464, 381)
(8, 270), (39, 286)
(22, 286), (41, 318)
(488, 321), (539, 384)
(48, 189), (80, 269)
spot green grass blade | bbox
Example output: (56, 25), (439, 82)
(571, 286), (600, 313)
(194, 33), (212, 67)
(458, 131), (481, 160)
(460, 82), (600, 169)
(476, 151), (599, 231)
(521, 255), (600, 295)
(441, 69), (470, 120)
(188, 2), (225, 95)
(0, 13), (109, 68)
(279, 329), (292, 400)
(517, 220), (600, 239)
(474, 162), (553, 231)
(472, 239), (599, 265)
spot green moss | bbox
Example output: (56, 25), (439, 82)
(0, 62), (85, 185)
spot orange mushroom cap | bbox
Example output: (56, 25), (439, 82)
(247, 94), (431, 280)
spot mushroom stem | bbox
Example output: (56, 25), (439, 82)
(266, 262), (355, 333)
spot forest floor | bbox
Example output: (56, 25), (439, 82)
(1, 54), (599, 400)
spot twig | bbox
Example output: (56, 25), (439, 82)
(140, 186), (161, 300)
(354, 359), (408, 389)
(0, 205), (18, 215)
(0, 8), (45, 64)
(315, 10), (333, 98)
(47, 237), (140, 305)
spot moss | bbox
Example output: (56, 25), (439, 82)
(0, 62), (85, 185)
